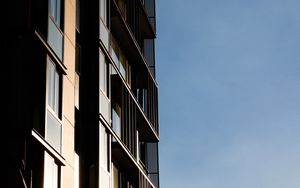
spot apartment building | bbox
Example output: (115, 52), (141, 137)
(3, 0), (159, 187)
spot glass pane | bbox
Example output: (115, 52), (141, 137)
(49, 0), (61, 26)
(147, 142), (159, 187)
(117, 0), (127, 20)
(75, 73), (79, 109)
(100, 124), (108, 170)
(47, 60), (55, 110)
(99, 51), (107, 94)
(100, 21), (109, 50)
(48, 18), (63, 60)
(113, 164), (119, 188)
(100, 92), (110, 122)
(100, 0), (107, 23)
(144, 0), (155, 16)
(47, 59), (60, 115)
(112, 108), (121, 138)
(54, 70), (59, 114)
(99, 124), (110, 188)
(46, 110), (62, 153)
(111, 47), (119, 69)
(143, 39), (155, 67)
(49, 0), (55, 20)
(44, 152), (59, 188)
(119, 53), (126, 79)
(119, 61), (126, 79)
(56, 0), (61, 26)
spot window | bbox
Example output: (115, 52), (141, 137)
(100, 124), (109, 170)
(99, 51), (108, 95)
(137, 88), (147, 113)
(143, 39), (155, 76)
(99, 123), (110, 187)
(44, 152), (60, 188)
(100, 0), (107, 24)
(119, 52), (126, 79)
(48, 0), (64, 60)
(49, 0), (62, 27)
(99, 0), (109, 49)
(112, 104), (121, 139)
(112, 164), (119, 188)
(110, 36), (130, 84)
(75, 37), (81, 109)
(139, 141), (147, 171)
(99, 50), (110, 122)
(116, 0), (127, 20)
(46, 57), (62, 153)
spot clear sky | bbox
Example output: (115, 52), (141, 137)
(156, 0), (300, 187)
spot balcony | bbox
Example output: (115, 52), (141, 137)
(110, 0), (158, 86)
(110, 65), (159, 142)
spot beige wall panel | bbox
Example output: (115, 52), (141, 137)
(62, 76), (75, 125)
(62, 117), (75, 166)
(67, 0), (76, 10)
(61, 164), (75, 188)
(64, 38), (75, 83)
(64, 0), (76, 46)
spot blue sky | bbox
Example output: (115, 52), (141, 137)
(156, 0), (300, 187)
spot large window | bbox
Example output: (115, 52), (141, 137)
(46, 57), (62, 153)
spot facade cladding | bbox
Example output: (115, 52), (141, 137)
(3, 0), (159, 187)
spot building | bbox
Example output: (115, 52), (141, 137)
(3, 0), (159, 187)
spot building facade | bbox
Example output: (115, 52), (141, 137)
(3, 0), (159, 187)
